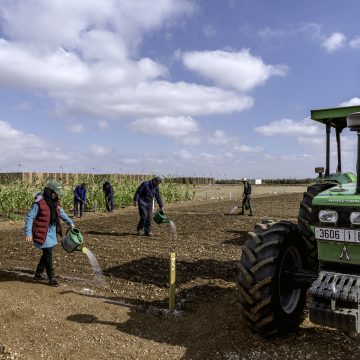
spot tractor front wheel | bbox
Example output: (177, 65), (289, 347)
(237, 221), (307, 336)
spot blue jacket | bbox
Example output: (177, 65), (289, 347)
(74, 185), (87, 202)
(134, 180), (163, 208)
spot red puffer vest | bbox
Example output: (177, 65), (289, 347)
(32, 197), (62, 244)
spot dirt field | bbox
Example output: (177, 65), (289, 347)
(0, 190), (359, 359)
(194, 184), (307, 200)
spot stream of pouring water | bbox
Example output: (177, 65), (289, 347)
(169, 220), (177, 242)
(82, 247), (109, 289)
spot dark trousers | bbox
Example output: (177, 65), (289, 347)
(74, 200), (84, 217)
(35, 247), (55, 279)
(137, 204), (153, 234)
(105, 194), (114, 212)
(241, 195), (253, 215)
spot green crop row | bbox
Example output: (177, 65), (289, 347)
(0, 176), (196, 219)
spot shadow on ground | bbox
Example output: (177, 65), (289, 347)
(86, 230), (135, 237)
(65, 284), (360, 360)
(103, 257), (238, 288)
(0, 269), (36, 284)
(66, 285), (245, 359)
(223, 230), (248, 246)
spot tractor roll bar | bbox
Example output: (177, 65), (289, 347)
(336, 128), (342, 173)
(325, 123), (331, 177)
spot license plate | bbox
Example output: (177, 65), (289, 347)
(315, 227), (360, 243)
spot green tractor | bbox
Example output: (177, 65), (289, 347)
(238, 105), (360, 335)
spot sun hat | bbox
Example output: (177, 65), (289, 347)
(153, 176), (162, 183)
(46, 180), (65, 197)
(241, 177), (247, 182)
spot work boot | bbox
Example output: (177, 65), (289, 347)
(144, 232), (153, 237)
(34, 273), (46, 281)
(137, 230), (142, 236)
(49, 278), (59, 287)
(34, 265), (45, 280)
(239, 212), (244, 215)
(46, 268), (58, 287)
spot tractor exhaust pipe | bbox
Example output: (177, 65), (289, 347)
(347, 113), (360, 193)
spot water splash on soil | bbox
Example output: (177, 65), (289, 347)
(83, 248), (109, 290)
(230, 206), (239, 214)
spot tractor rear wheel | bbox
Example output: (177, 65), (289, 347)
(237, 221), (307, 336)
(297, 183), (336, 270)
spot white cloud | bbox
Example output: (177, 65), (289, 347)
(120, 158), (141, 165)
(128, 116), (199, 137)
(258, 23), (323, 40)
(0, 1), (256, 120)
(255, 118), (321, 137)
(232, 144), (263, 153)
(90, 144), (111, 156)
(0, 40), (90, 90)
(0, 39), (166, 91)
(349, 36), (360, 49)
(199, 152), (216, 160)
(0, 120), (69, 169)
(0, 0), (195, 50)
(208, 130), (233, 145)
(177, 136), (202, 145)
(340, 97), (360, 107)
(173, 150), (192, 159)
(182, 49), (288, 92)
(98, 120), (109, 129)
(55, 81), (253, 118)
(67, 123), (84, 133)
(321, 32), (347, 52)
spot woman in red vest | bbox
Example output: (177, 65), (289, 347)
(24, 180), (74, 286)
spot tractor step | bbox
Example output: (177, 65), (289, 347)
(309, 271), (360, 333)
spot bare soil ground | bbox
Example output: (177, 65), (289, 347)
(0, 190), (359, 359)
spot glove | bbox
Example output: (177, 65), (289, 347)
(70, 223), (75, 229)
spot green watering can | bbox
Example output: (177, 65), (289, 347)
(61, 227), (85, 253)
(153, 209), (171, 225)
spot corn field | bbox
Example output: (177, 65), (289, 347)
(0, 176), (196, 219)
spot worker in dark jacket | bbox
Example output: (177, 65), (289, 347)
(102, 180), (114, 212)
(240, 178), (253, 216)
(133, 176), (164, 236)
(74, 183), (87, 218)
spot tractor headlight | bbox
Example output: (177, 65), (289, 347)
(319, 210), (338, 223)
(350, 212), (360, 225)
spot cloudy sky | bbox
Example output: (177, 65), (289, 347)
(0, 0), (359, 178)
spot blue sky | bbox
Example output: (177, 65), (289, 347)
(0, 0), (359, 178)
